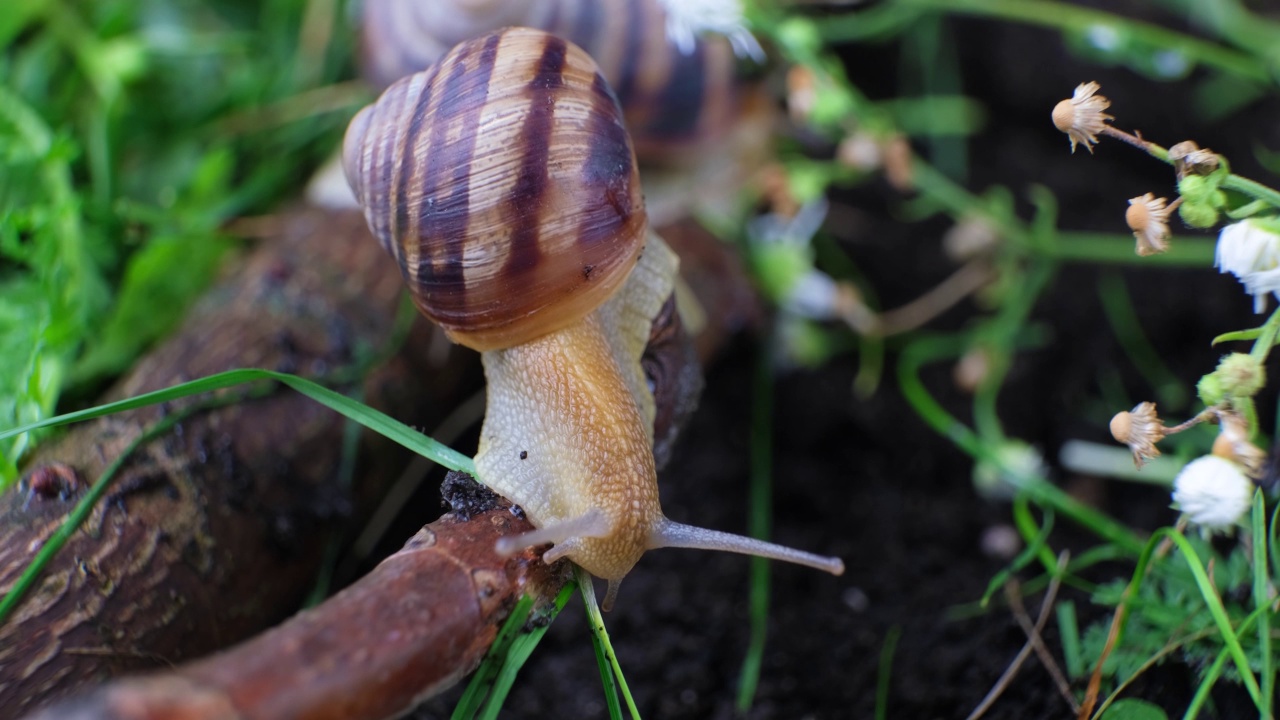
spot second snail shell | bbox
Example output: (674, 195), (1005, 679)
(343, 28), (648, 352)
(358, 0), (743, 159)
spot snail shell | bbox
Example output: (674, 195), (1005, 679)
(358, 0), (742, 159)
(343, 27), (647, 352)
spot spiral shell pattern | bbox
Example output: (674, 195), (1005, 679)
(359, 0), (739, 158)
(343, 28), (648, 352)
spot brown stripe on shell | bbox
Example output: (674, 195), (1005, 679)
(375, 71), (418, 272)
(412, 33), (502, 309)
(613, 0), (643, 105)
(644, 39), (707, 140)
(579, 73), (641, 254)
(497, 35), (568, 300)
(568, 0), (602, 57)
(391, 63), (442, 284)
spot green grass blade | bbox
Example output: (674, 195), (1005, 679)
(874, 625), (902, 720)
(1056, 600), (1083, 679)
(579, 568), (641, 720)
(453, 583), (575, 720)
(0, 368), (476, 475)
(453, 595), (536, 720)
(587, 606), (624, 720)
(475, 584), (575, 720)
(1252, 490), (1273, 719)
(983, 497), (1054, 605)
(1160, 530), (1264, 707)
(737, 343), (774, 713)
(1180, 605), (1268, 720)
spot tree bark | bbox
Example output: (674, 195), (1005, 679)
(0, 207), (479, 718)
(22, 475), (567, 720)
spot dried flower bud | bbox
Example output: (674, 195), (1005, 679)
(1124, 194), (1175, 256)
(836, 132), (881, 171)
(882, 134), (914, 192)
(1052, 81), (1113, 154)
(1212, 410), (1266, 478)
(1168, 140), (1221, 180)
(943, 217), (1001, 261)
(953, 347), (991, 393)
(1172, 455), (1254, 531)
(1110, 401), (1166, 468)
(786, 65), (817, 123)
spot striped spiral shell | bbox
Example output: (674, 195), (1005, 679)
(359, 0), (740, 158)
(343, 28), (647, 352)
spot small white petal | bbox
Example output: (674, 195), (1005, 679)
(1216, 219), (1280, 312)
(657, 0), (763, 60)
(1172, 455), (1253, 530)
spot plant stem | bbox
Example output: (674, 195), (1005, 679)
(1050, 233), (1216, 266)
(845, 0), (1271, 84)
(1249, 306), (1280, 361)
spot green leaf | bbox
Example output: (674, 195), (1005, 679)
(72, 232), (229, 383)
(0, 368), (476, 476)
(1100, 698), (1168, 720)
(1212, 328), (1263, 345)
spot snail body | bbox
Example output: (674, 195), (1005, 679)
(358, 0), (743, 159)
(345, 28), (842, 610)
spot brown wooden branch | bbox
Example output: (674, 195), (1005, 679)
(22, 473), (568, 720)
(0, 207), (480, 717)
(1, 206), (745, 720)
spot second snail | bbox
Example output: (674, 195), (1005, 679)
(343, 27), (843, 610)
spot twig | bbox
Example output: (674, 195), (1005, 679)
(24, 486), (569, 720)
(868, 258), (996, 336)
(1005, 570), (1079, 713)
(966, 552), (1067, 720)
(1078, 586), (1128, 720)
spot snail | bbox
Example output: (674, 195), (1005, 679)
(357, 0), (746, 160)
(343, 27), (843, 610)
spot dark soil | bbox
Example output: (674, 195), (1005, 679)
(392, 7), (1280, 720)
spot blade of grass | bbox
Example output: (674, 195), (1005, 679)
(453, 583), (575, 720)
(875, 625), (902, 720)
(737, 342), (774, 714)
(1252, 490), (1273, 719)
(477, 583), (576, 720)
(1057, 600), (1083, 680)
(452, 595), (537, 720)
(982, 498), (1054, 605)
(1271, 501), (1280, 594)
(1112, 529), (1265, 708)
(1014, 495), (1060, 578)
(586, 600), (624, 720)
(579, 567), (641, 720)
(1178, 606), (1269, 720)
(0, 368), (476, 476)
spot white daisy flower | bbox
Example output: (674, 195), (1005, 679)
(1216, 218), (1280, 313)
(1172, 455), (1254, 531)
(658, 0), (765, 61)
